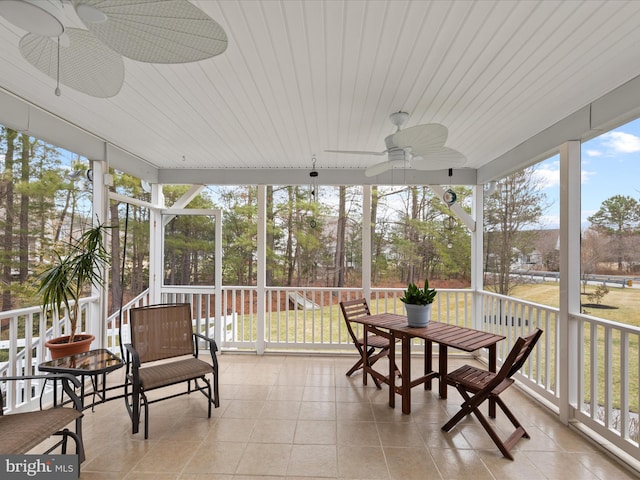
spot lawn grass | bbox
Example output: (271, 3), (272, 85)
(235, 283), (640, 421)
(509, 281), (640, 327)
(510, 282), (640, 419)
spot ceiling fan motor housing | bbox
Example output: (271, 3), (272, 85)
(388, 148), (407, 163)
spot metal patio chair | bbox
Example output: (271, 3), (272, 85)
(0, 374), (85, 464)
(123, 303), (219, 439)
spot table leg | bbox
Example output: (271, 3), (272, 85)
(488, 344), (497, 417)
(439, 345), (448, 399)
(424, 340), (433, 390)
(362, 325), (369, 386)
(401, 334), (411, 414)
(80, 377), (86, 409)
(389, 333), (395, 409)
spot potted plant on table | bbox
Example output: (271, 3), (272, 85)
(400, 278), (437, 327)
(37, 222), (111, 359)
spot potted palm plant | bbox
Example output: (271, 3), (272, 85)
(400, 278), (437, 327)
(37, 222), (111, 359)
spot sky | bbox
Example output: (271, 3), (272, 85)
(534, 117), (640, 229)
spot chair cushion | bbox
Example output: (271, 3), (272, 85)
(139, 358), (213, 390)
(0, 408), (82, 454)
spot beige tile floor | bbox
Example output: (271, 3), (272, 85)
(71, 353), (638, 479)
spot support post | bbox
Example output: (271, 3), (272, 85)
(90, 159), (109, 348)
(256, 185), (266, 354)
(559, 140), (581, 423)
(472, 184), (484, 331)
(362, 185), (372, 301)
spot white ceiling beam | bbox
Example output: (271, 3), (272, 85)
(157, 167), (477, 186)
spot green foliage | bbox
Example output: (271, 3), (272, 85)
(587, 195), (640, 234)
(36, 222), (111, 342)
(587, 284), (610, 305)
(400, 278), (437, 305)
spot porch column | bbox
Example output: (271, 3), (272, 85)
(471, 184), (484, 331)
(559, 140), (581, 423)
(256, 185), (266, 354)
(149, 184), (164, 304)
(90, 159), (109, 348)
(362, 185), (372, 300)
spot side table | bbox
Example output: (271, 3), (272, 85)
(39, 348), (124, 410)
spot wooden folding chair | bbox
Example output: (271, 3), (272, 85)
(441, 328), (543, 460)
(339, 298), (399, 389)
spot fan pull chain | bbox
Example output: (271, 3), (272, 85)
(55, 36), (61, 96)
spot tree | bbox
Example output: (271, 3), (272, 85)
(1, 128), (17, 310)
(581, 227), (607, 277)
(334, 186), (346, 287)
(587, 194), (640, 271)
(484, 166), (548, 295)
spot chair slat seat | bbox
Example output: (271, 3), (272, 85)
(447, 365), (514, 395)
(356, 334), (389, 349)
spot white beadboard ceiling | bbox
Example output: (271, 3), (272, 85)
(1, 0), (640, 185)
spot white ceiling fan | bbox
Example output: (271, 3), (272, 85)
(0, 0), (228, 98)
(326, 112), (466, 177)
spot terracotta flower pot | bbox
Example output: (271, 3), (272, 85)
(45, 334), (95, 359)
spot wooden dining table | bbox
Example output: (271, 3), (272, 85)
(352, 312), (505, 414)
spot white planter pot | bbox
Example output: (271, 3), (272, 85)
(404, 303), (432, 327)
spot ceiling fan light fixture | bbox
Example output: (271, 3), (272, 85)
(76, 4), (107, 24)
(0, 0), (64, 37)
(389, 111), (409, 129)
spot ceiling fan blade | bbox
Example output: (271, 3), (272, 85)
(325, 149), (387, 156)
(412, 147), (467, 170)
(19, 28), (124, 98)
(365, 160), (394, 177)
(72, 0), (228, 64)
(393, 123), (448, 156)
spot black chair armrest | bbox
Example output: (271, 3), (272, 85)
(123, 343), (141, 369)
(192, 333), (218, 362)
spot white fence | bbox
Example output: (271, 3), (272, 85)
(2, 286), (638, 463)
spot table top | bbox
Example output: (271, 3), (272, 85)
(39, 348), (123, 375)
(352, 312), (505, 352)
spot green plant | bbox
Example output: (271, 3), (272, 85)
(36, 222), (111, 343)
(587, 284), (609, 305)
(400, 278), (437, 305)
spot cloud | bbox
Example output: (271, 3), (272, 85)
(534, 163), (559, 189)
(585, 149), (602, 157)
(581, 169), (596, 184)
(601, 131), (640, 153)
(539, 214), (559, 229)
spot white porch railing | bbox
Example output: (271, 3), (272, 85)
(479, 291), (640, 462)
(2, 287), (638, 464)
(0, 296), (97, 412)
